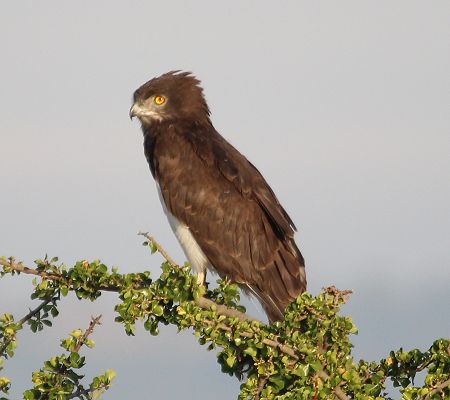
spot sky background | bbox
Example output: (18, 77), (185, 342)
(1, 1), (449, 399)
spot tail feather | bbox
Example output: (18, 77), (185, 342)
(244, 284), (284, 323)
(244, 258), (306, 323)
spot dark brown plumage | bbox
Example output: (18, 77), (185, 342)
(130, 71), (306, 322)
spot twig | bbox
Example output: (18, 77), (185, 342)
(66, 380), (110, 400)
(73, 315), (102, 353)
(0, 257), (119, 292)
(64, 316), (103, 400)
(0, 296), (53, 355)
(315, 338), (350, 400)
(201, 315), (300, 361)
(64, 317), (106, 400)
(195, 296), (258, 323)
(0, 257), (63, 282)
(138, 231), (177, 266)
(201, 315), (349, 400)
(18, 298), (53, 326)
(2, 259), (300, 392)
(1, 258), (299, 359)
(318, 370), (349, 400)
(1, 259), (260, 328)
(1, 257), (350, 399)
(423, 377), (450, 400)
(254, 376), (268, 400)
(66, 387), (91, 400)
(136, 234), (260, 323)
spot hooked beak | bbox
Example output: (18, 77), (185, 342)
(129, 103), (138, 120)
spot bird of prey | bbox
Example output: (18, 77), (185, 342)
(130, 71), (306, 322)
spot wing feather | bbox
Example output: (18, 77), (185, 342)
(151, 122), (306, 322)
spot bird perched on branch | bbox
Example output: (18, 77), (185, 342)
(130, 71), (306, 322)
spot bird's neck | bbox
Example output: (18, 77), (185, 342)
(142, 117), (214, 138)
(141, 121), (162, 140)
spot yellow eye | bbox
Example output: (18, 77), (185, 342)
(154, 95), (166, 105)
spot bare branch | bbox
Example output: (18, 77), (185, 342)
(254, 376), (268, 400)
(423, 377), (450, 400)
(136, 234), (262, 323)
(200, 317), (349, 399)
(318, 370), (349, 400)
(1, 257), (63, 282)
(66, 387), (91, 400)
(138, 231), (177, 266)
(0, 257), (119, 292)
(17, 298), (53, 326)
(0, 296), (53, 356)
(64, 316), (103, 400)
(195, 296), (258, 323)
(73, 315), (102, 353)
(200, 314), (300, 362)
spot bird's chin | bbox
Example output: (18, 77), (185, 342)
(132, 113), (164, 127)
(138, 115), (158, 126)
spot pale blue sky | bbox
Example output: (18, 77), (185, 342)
(1, 1), (449, 399)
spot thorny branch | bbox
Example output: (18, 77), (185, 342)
(1, 244), (351, 400)
(318, 371), (348, 400)
(138, 231), (177, 266)
(138, 232), (260, 323)
(254, 376), (268, 400)
(195, 296), (258, 323)
(0, 257), (257, 322)
(0, 257), (120, 293)
(73, 315), (102, 353)
(423, 377), (450, 400)
(0, 296), (53, 356)
(65, 315), (103, 400)
(66, 381), (110, 400)
(0, 258), (291, 356)
(66, 387), (91, 400)
(423, 345), (450, 400)
(1, 258), (63, 282)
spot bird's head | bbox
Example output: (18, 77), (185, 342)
(129, 71), (210, 126)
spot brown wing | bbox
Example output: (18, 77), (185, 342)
(152, 122), (306, 322)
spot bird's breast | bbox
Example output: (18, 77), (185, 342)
(156, 183), (211, 275)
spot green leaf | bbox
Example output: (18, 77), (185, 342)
(149, 242), (157, 254)
(243, 347), (257, 358)
(269, 375), (286, 392)
(70, 352), (81, 367)
(152, 304), (164, 317)
(29, 321), (37, 333)
(226, 355), (236, 368)
(104, 369), (117, 382)
(23, 390), (39, 400)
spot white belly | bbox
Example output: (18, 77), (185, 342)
(156, 184), (211, 275)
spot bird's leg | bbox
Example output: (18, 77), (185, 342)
(196, 270), (206, 286)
